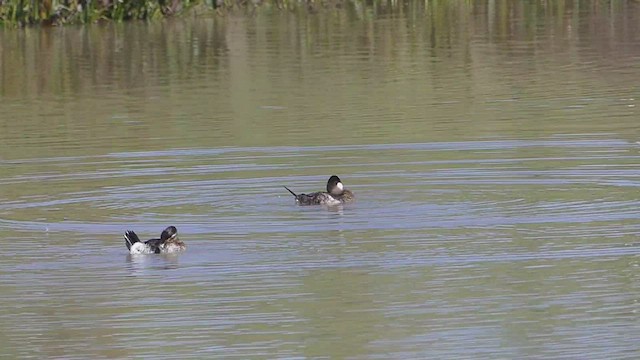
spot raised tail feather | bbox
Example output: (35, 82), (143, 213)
(283, 186), (297, 197)
(124, 230), (141, 251)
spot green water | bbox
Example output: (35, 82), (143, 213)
(1, 2), (639, 358)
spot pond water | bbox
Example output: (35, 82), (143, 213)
(1, 1), (640, 358)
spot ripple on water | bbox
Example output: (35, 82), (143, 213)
(1, 137), (640, 358)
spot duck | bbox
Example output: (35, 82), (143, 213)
(284, 175), (355, 206)
(124, 225), (186, 254)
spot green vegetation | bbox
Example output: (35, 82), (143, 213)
(0, 0), (204, 26)
(0, 0), (634, 27)
(0, 0), (367, 26)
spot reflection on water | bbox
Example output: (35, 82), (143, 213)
(1, 1), (639, 158)
(1, 1), (640, 358)
(126, 253), (182, 275)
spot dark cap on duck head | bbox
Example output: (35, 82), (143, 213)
(161, 226), (178, 241)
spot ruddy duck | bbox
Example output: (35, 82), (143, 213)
(284, 175), (355, 206)
(124, 226), (186, 255)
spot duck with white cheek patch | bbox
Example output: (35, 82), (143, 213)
(124, 226), (186, 255)
(284, 175), (355, 206)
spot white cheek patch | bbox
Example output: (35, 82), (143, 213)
(337, 182), (344, 191)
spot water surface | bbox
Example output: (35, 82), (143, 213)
(1, 2), (640, 358)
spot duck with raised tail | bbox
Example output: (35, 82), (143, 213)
(284, 175), (355, 206)
(124, 226), (186, 254)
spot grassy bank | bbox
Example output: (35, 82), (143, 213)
(0, 0), (350, 26)
(0, 0), (206, 26)
(0, 0), (358, 26)
(1, 0), (633, 26)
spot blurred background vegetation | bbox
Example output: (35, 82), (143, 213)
(0, 0), (204, 25)
(0, 0), (638, 26)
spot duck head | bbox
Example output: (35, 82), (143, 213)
(160, 226), (178, 241)
(326, 175), (345, 196)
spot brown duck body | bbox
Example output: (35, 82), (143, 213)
(284, 175), (355, 206)
(161, 236), (187, 252)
